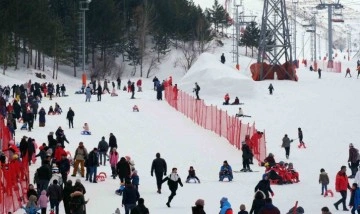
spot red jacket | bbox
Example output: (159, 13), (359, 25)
(335, 171), (349, 192)
(136, 79), (142, 87)
(224, 94), (230, 101)
(54, 147), (67, 162)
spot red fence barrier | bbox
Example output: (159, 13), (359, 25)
(164, 85), (267, 164)
(0, 113), (29, 213)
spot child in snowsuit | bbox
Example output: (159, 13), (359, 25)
(186, 166), (201, 183)
(38, 190), (49, 214)
(319, 168), (329, 195)
(115, 182), (126, 196)
(131, 170), (140, 190)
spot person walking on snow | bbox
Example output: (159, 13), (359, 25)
(254, 174), (274, 199)
(318, 68), (322, 79)
(345, 68), (352, 78)
(103, 79), (110, 94)
(97, 83), (102, 101)
(66, 107), (75, 129)
(221, 53), (226, 64)
(151, 153), (167, 194)
(268, 83), (274, 95)
(97, 136), (109, 166)
(348, 143), (359, 179)
(193, 82), (200, 100)
(334, 165), (351, 211)
(162, 167), (183, 208)
(130, 82), (135, 99)
(319, 168), (330, 195)
(281, 134), (293, 159)
(298, 127), (306, 148)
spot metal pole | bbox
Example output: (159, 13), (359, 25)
(236, 5), (239, 68)
(314, 16), (317, 64)
(302, 33), (304, 60)
(82, 10), (86, 73)
(328, 5), (333, 65)
(294, 1), (297, 61)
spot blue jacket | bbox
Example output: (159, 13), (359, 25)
(354, 188), (360, 208)
(220, 200), (232, 214)
(22, 206), (41, 214)
(220, 165), (232, 173)
(131, 174), (140, 185)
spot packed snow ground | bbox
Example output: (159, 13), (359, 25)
(3, 48), (360, 214)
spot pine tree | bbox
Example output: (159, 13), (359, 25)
(240, 21), (260, 57)
(206, 0), (229, 34)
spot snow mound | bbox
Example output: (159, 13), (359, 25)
(178, 53), (254, 98)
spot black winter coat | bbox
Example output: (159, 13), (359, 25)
(36, 165), (52, 181)
(63, 183), (74, 203)
(242, 144), (253, 160)
(116, 158), (131, 178)
(151, 157), (167, 175)
(130, 204), (150, 214)
(109, 135), (117, 149)
(249, 198), (265, 214)
(39, 108), (46, 123)
(87, 151), (99, 167)
(122, 184), (140, 205)
(66, 110), (75, 120)
(254, 180), (273, 198)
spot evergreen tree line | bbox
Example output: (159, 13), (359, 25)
(0, 0), (269, 78)
(0, 0), (231, 78)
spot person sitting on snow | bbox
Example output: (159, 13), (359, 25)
(286, 162), (300, 183)
(54, 103), (62, 114)
(219, 160), (233, 181)
(82, 123), (91, 135)
(263, 153), (276, 167)
(186, 166), (201, 183)
(223, 93), (230, 105)
(48, 106), (55, 115)
(231, 97), (240, 105)
(235, 108), (251, 118)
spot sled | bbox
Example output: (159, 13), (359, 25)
(324, 190), (334, 197)
(186, 178), (200, 183)
(20, 123), (27, 130)
(219, 175), (233, 182)
(80, 131), (92, 135)
(233, 170), (259, 173)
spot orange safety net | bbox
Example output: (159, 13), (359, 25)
(164, 85), (267, 164)
(0, 111), (29, 213)
(250, 62), (298, 81)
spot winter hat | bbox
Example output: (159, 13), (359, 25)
(195, 199), (205, 207)
(241, 141), (246, 145)
(269, 153), (274, 157)
(102, 136), (105, 140)
(350, 143), (354, 147)
(220, 197), (228, 204)
(262, 173), (268, 180)
(76, 179), (81, 183)
(52, 167), (59, 173)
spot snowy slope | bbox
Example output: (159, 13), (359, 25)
(1, 43), (358, 214)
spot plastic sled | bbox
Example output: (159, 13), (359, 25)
(219, 175), (232, 182)
(186, 178), (200, 183)
(324, 190), (334, 197)
(80, 131), (92, 135)
(20, 123), (27, 130)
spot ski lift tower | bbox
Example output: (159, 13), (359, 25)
(316, 0), (344, 68)
(79, 0), (90, 79)
(257, 0), (293, 80)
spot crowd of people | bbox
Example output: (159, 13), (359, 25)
(0, 74), (350, 214)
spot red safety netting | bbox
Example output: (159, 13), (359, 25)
(164, 85), (267, 164)
(0, 113), (29, 214)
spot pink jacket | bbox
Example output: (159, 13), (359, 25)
(38, 190), (48, 208)
(109, 152), (119, 166)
